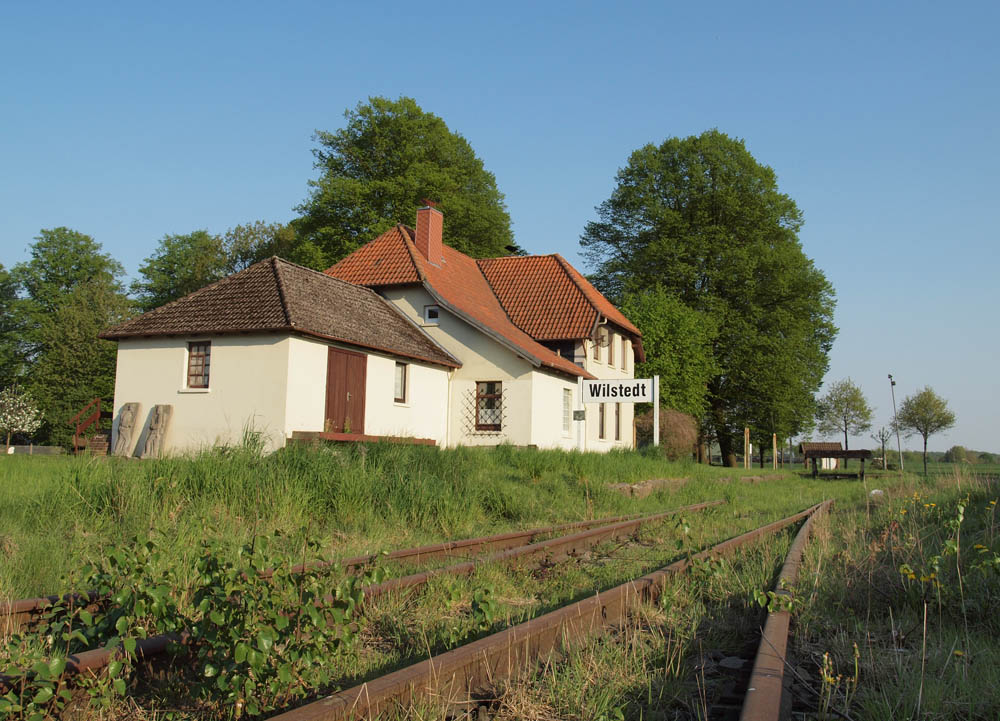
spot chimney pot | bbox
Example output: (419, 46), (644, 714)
(415, 205), (443, 265)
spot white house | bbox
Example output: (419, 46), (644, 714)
(101, 207), (645, 455)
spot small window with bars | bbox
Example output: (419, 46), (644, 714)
(187, 342), (211, 389)
(476, 381), (503, 431)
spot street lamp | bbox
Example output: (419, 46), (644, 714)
(888, 374), (904, 473)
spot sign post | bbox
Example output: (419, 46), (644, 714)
(652, 375), (659, 447)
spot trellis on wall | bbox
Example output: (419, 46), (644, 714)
(461, 384), (509, 437)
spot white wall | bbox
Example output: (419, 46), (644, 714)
(580, 327), (636, 451)
(382, 287), (538, 448)
(528, 371), (578, 451)
(362, 351), (449, 446)
(111, 334), (291, 455)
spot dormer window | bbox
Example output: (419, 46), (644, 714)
(423, 305), (440, 325)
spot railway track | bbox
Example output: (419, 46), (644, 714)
(268, 500), (832, 721)
(0, 502), (721, 694)
(0, 504), (720, 632)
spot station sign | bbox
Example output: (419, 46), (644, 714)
(582, 378), (654, 403)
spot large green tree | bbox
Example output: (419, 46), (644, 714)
(620, 285), (717, 418)
(10, 228), (132, 445)
(221, 220), (325, 273)
(296, 96), (519, 265)
(895, 386), (957, 476)
(816, 378), (874, 463)
(0, 264), (20, 387)
(581, 130), (837, 465)
(132, 230), (228, 311)
(28, 281), (131, 447)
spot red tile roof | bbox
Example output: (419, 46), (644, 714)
(326, 228), (594, 379)
(101, 257), (459, 368)
(326, 226), (422, 286)
(477, 254), (643, 348)
(475, 255), (596, 340)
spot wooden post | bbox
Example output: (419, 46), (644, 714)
(744, 427), (750, 469)
(811, 457), (818, 478)
(772, 433), (777, 469)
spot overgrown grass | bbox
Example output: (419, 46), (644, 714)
(0, 442), (791, 601)
(2, 442), (911, 720)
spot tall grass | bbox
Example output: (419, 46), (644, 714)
(0, 443), (764, 600)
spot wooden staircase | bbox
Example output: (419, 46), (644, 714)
(69, 398), (113, 455)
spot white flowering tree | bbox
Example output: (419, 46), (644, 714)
(0, 386), (43, 451)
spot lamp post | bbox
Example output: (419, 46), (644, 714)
(888, 374), (904, 473)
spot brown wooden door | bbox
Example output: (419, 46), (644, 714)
(325, 348), (367, 434)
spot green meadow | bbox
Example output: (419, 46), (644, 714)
(1, 445), (997, 719)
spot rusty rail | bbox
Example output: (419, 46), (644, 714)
(268, 501), (830, 720)
(0, 502), (721, 691)
(358, 499), (723, 603)
(739, 499), (833, 721)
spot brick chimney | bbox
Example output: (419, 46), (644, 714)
(415, 204), (443, 265)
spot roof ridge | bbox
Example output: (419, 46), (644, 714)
(397, 224), (427, 282)
(276, 254), (405, 308)
(270, 257), (293, 327)
(551, 253), (596, 311)
(120, 259), (270, 327)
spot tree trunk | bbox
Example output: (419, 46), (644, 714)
(759, 444), (764, 468)
(923, 435), (928, 476)
(711, 399), (738, 467)
(843, 425), (849, 469)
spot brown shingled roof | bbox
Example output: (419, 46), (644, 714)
(100, 258), (459, 368)
(326, 228), (594, 379)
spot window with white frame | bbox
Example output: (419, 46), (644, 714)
(598, 402), (606, 439)
(423, 305), (440, 325)
(608, 331), (615, 367)
(615, 402), (621, 441)
(394, 362), (408, 403)
(622, 337), (628, 370)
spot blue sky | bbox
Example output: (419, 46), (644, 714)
(2, 1), (997, 452)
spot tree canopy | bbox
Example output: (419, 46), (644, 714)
(620, 285), (717, 418)
(895, 386), (956, 475)
(132, 231), (229, 311)
(8, 228), (132, 445)
(0, 264), (20, 388)
(296, 96), (519, 265)
(581, 130), (837, 464)
(816, 378), (874, 450)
